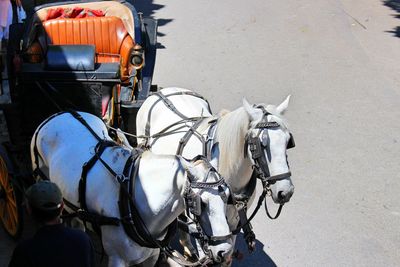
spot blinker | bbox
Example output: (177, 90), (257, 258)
(218, 186), (228, 203)
(287, 133), (295, 149)
(187, 190), (202, 216)
(249, 137), (263, 159)
(261, 130), (269, 147)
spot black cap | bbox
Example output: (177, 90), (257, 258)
(25, 181), (63, 211)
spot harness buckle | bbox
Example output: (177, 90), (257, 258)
(116, 174), (128, 183)
(235, 200), (247, 211)
(187, 191), (202, 216)
(204, 133), (213, 142)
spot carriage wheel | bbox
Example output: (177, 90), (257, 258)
(0, 156), (23, 239)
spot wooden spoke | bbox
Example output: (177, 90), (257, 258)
(0, 156), (22, 237)
(6, 203), (17, 231)
(7, 193), (17, 209)
(0, 201), (5, 217)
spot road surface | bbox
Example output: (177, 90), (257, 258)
(1, 0), (399, 266)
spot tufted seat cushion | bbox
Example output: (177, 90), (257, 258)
(28, 16), (134, 82)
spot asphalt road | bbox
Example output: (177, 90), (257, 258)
(1, 0), (400, 266)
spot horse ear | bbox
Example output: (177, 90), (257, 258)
(243, 98), (259, 121)
(276, 95), (291, 115)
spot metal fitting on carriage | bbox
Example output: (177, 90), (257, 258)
(130, 44), (144, 69)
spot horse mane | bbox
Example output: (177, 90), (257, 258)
(216, 107), (249, 178)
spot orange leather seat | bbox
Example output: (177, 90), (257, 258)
(28, 16), (134, 82)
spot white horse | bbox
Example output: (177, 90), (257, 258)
(136, 87), (295, 263)
(30, 111), (233, 267)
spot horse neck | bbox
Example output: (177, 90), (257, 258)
(136, 154), (187, 237)
(215, 107), (254, 192)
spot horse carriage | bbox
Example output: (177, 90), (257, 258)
(0, 2), (236, 265)
(0, 0), (158, 240)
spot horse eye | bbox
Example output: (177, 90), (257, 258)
(261, 131), (269, 147)
(261, 138), (268, 147)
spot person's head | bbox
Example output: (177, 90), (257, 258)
(25, 180), (63, 224)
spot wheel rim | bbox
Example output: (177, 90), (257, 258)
(0, 157), (19, 236)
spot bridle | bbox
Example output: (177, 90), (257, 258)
(141, 91), (297, 254)
(244, 106), (295, 212)
(32, 111), (230, 266)
(180, 155), (233, 263)
(230, 106), (296, 251)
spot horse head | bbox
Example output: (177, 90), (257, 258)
(182, 157), (234, 264)
(243, 96), (295, 204)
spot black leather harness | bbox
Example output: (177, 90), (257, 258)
(144, 90), (212, 137)
(32, 110), (177, 249)
(141, 92), (296, 253)
(143, 91), (217, 158)
(32, 110), (233, 267)
(235, 106), (296, 250)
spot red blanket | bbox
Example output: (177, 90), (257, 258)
(46, 7), (104, 21)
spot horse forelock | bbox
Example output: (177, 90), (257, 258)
(215, 107), (249, 178)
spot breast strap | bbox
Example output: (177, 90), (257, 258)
(118, 154), (178, 248)
(67, 110), (177, 249)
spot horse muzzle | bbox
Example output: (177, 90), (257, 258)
(271, 182), (294, 204)
(209, 241), (234, 265)
(277, 188), (294, 203)
(213, 250), (233, 265)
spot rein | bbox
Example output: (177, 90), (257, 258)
(241, 106), (295, 224)
(225, 107), (295, 251)
(158, 156), (232, 267)
(142, 91), (217, 158)
(144, 91), (212, 137)
(67, 110), (180, 249)
(67, 111), (229, 266)
(143, 91), (233, 258)
(32, 111), (178, 249)
(141, 91), (262, 252)
(141, 91), (296, 255)
(180, 155), (233, 263)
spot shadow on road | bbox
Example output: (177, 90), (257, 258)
(232, 233), (277, 267)
(131, 0), (173, 48)
(383, 0), (400, 37)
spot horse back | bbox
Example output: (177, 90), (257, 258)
(137, 87), (212, 136)
(30, 112), (116, 204)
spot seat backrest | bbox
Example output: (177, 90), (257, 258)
(32, 16), (134, 82)
(43, 16), (130, 62)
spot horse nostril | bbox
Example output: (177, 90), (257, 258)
(278, 191), (286, 200)
(217, 251), (225, 262)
